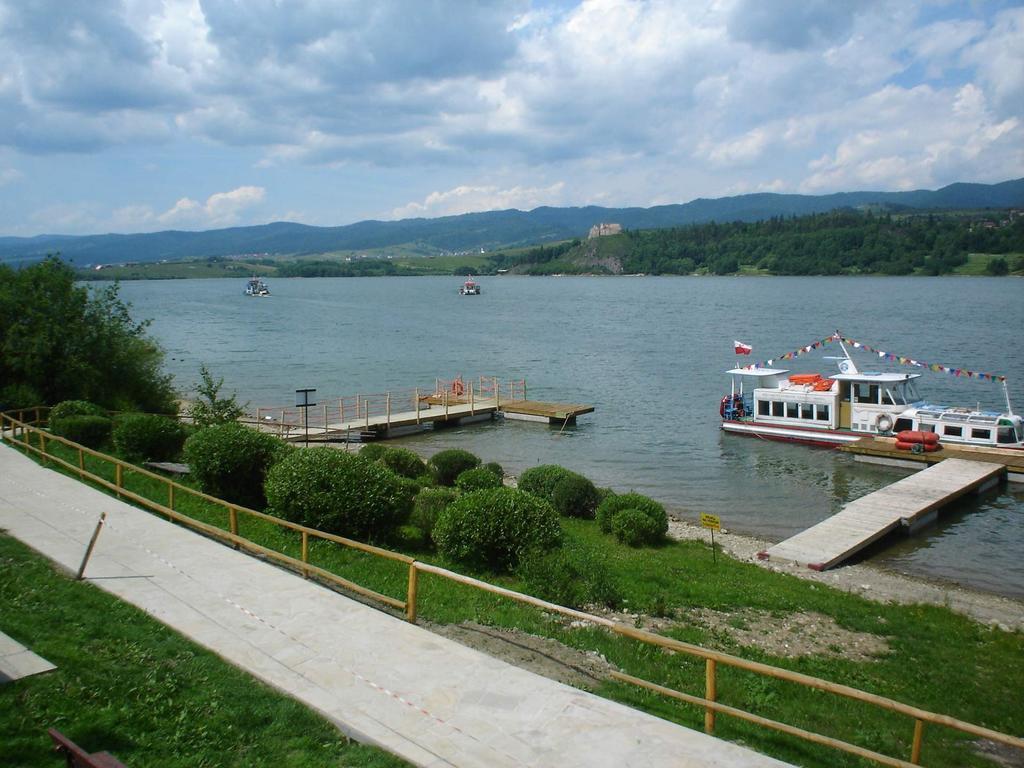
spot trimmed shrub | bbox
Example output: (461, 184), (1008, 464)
(514, 544), (620, 609)
(357, 443), (388, 462)
(517, 464), (574, 500)
(551, 474), (600, 519)
(410, 487), (458, 543)
(611, 508), (663, 547)
(183, 423), (291, 510)
(455, 467), (502, 492)
(429, 448), (480, 486)
(112, 412), (188, 462)
(51, 414), (112, 449)
(395, 476), (421, 521)
(596, 492), (667, 539)
(483, 461), (504, 479)
(433, 487), (562, 572)
(265, 447), (405, 541)
(49, 399), (106, 433)
(380, 447), (427, 479)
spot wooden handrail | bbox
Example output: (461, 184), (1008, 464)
(4, 409), (1022, 767)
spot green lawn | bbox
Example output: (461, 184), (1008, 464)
(0, 534), (407, 768)
(9, 436), (1024, 768)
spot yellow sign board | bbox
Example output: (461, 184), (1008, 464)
(700, 513), (721, 531)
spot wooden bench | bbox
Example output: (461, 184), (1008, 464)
(49, 729), (127, 768)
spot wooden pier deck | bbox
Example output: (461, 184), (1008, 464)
(840, 436), (1024, 484)
(759, 458), (1005, 571)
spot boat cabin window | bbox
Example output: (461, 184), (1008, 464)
(881, 388), (902, 405)
(758, 400), (770, 416)
(816, 404), (830, 421)
(853, 383), (880, 404)
(919, 423), (935, 433)
(801, 403), (813, 419)
(971, 428), (991, 441)
(944, 425), (963, 437)
(772, 401), (784, 417)
(894, 417), (913, 432)
(786, 402), (798, 419)
(997, 426), (1016, 444)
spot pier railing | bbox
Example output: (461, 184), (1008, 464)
(250, 377), (527, 438)
(2, 407), (1021, 768)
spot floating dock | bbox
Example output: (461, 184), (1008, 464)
(759, 458), (1005, 571)
(253, 377), (593, 442)
(839, 436), (1024, 484)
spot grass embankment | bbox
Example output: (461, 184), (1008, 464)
(13, 438), (1024, 768)
(0, 534), (406, 768)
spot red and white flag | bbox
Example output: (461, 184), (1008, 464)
(734, 340), (752, 355)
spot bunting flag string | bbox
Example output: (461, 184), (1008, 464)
(743, 333), (1007, 383)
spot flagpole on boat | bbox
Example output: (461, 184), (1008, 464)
(1003, 379), (1015, 416)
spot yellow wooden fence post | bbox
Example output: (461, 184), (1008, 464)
(705, 658), (717, 734)
(229, 506), (239, 546)
(911, 719), (924, 764)
(78, 448), (85, 477)
(406, 562), (419, 623)
(301, 531), (310, 578)
(115, 463), (123, 498)
(168, 480), (175, 515)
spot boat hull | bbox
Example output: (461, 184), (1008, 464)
(721, 419), (862, 448)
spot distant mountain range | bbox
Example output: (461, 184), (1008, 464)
(2, 178), (1022, 266)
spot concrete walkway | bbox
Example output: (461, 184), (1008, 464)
(0, 443), (791, 768)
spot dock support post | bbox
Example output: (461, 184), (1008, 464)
(704, 659), (717, 734)
(494, 376), (500, 408)
(444, 388), (449, 418)
(256, 407), (262, 424)
(524, 379), (527, 400)
(322, 404), (327, 434)
(386, 392), (391, 428)
(470, 381), (475, 415)
(356, 394), (361, 420)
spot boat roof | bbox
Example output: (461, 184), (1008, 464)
(726, 368), (789, 377)
(829, 372), (920, 383)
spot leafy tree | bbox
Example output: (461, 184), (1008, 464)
(986, 257), (1009, 276)
(187, 365), (246, 427)
(0, 256), (176, 412)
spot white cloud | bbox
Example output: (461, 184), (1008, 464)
(800, 84), (1021, 192)
(0, 167), (21, 185)
(158, 186), (266, 227)
(391, 182), (566, 219)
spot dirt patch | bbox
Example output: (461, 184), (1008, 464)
(684, 608), (890, 661)
(972, 739), (1024, 768)
(427, 621), (618, 689)
(666, 519), (1024, 633)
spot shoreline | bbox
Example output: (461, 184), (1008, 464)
(666, 516), (1024, 632)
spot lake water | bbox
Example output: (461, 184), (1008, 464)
(113, 275), (1024, 598)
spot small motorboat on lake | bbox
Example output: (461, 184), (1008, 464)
(245, 277), (270, 296)
(459, 278), (481, 295)
(721, 334), (1023, 449)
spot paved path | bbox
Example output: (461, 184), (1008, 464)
(0, 443), (790, 768)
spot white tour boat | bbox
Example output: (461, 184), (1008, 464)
(245, 276), (270, 296)
(721, 338), (1023, 449)
(459, 278), (481, 295)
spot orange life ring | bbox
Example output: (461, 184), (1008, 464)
(451, 379), (464, 396)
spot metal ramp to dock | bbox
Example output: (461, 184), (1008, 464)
(760, 459), (1005, 571)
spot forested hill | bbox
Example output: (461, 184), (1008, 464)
(2, 178), (1023, 265)
(490, 211), (1024, 276)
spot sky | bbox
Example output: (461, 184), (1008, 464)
(0, 0), (1022, 236)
